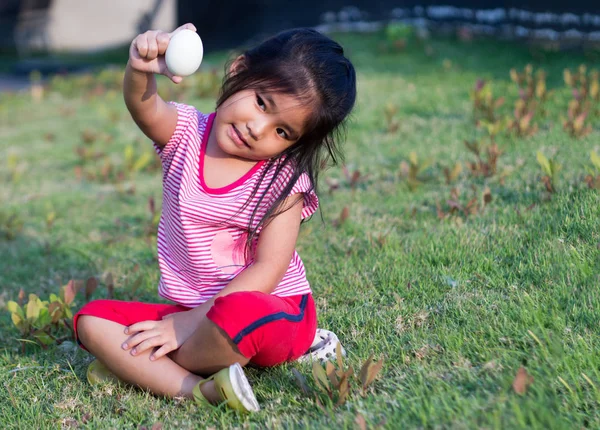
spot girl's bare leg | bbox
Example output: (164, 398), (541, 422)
(76, 315), (224, 402)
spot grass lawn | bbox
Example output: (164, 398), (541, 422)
(1, 31), (600, 429)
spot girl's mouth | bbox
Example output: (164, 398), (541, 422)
(231, 125), (250, 148)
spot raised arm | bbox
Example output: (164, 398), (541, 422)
(124, 23), (196, 147)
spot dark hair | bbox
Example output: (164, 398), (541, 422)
(216, 28), (356, 256)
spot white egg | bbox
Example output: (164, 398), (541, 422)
(165, 29), (203, 77)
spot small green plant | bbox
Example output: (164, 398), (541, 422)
(507, 98), (538, 137)
(383, 103), (400, 133)
(564, 65), (599, 101)
(5, 279), (96, 351)
(471, 80), (505, 123)
(436, 186), (492, 221)
(443, 162), (462, 184)
(563, 96), (592, 138)
(292, 344), (384, 409)
(478, 118), (508, 143)
(536, 151), (561, 193)
(464, 140), (502, 177)
(0, 208), (23, 240)
(510, 65), (535, 99)
(399, 152), (432, 191)
(124, 144), (155, 176)
(584, 150), (600, 189)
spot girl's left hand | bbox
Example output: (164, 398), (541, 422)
(122, 309), (202, 361)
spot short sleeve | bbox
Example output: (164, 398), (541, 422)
(153, 102), (198, 163)
(288, 172), (319, 220)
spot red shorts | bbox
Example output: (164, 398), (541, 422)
(73, 292), (317, 367)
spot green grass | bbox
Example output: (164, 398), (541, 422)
(2, 32), (600, 429)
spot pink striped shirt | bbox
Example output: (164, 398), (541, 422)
(153, 103), (318, 307)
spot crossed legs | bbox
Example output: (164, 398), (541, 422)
(76, 314), (249, 401)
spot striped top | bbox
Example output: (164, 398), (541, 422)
(153, 103), (318, 307)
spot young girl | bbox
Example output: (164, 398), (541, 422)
(74, 23), (356, 413)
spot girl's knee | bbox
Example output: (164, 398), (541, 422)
(75, 314), (98, 341)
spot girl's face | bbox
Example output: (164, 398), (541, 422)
(212, 89), (313, 161)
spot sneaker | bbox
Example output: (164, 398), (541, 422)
(86, 359), (121, 385)
(298, 328), (346, 363)
(193, 362), (260, 413)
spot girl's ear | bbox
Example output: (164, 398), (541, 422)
(229, 55), (247, 76)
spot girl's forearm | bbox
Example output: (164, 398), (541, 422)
(123, 62), (161, 129)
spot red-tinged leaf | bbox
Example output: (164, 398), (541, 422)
(312, 362), (330, 394)
(334, 206), (350, 227)
(85, 277), (98, 301)
(336, 342), (344, 370)
(483, 187), (492, 206)
(62, 280), (76, 305)
(81, 413), (91, 424)
(359, 355), (374, 388)
(292, 368), (312, 396)
(512, 366), (534, 395)
(355, 414), (367, 430)
(365, 358), (384, 389)
(151, 422), (163, 430)
(326, 361), (339, 389)
(48, 302), (62, 324)
(466, 197), (479, 215)
(436, 202), (446, 220)
(336, 375), (350, 406)
(105, 273), (114, 299)
(350, 170), (361, 187)
(446, 200), (463, 213)
(148, 196), (156, 215)
(18, 288), (25, 306)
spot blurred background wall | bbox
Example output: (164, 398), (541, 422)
(2, 1), (600, 54)
(1, 0), (175, 53)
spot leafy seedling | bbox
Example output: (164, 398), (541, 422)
(399, 152), (433, 191)
(383, 103), (400, 133)
(470, 80), (505, 123)
(0, 207), (24, 241)
(292, 344), (384, 409)
(5, 279), (94, 351)
(443, 162), (462, 184)
(508, 98), (538, 137)
(536, 151), (561, 193)
(584, 151), (600, 189)
(332, 206), (350, 228)
(464, 140), (502, 177)
(437, 186), (492, 220)
(342, 165), (369, 190)
(512, 367), (534, 395)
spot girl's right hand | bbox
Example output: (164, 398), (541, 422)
(128, 23), (197, 84)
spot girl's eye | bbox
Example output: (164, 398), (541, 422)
(276, 128), (288, 139)
(256, 95), (266, 110)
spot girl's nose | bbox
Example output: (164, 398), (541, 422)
(247, 116), (268, 140)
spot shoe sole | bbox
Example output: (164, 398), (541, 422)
(229, 363), (260, 412)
